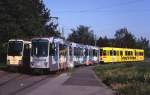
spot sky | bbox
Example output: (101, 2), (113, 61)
(44, 0), (150, 40)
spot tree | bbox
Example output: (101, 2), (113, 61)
(67, 25), (95, 45)
(0, 0), (60, 43)
(97, 36), (110, 47)
(114, 28), (136, 48)
(0, 0), (60, 62)
(136, 37), (150, 57)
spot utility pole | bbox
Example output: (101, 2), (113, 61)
(61, 27), (64, 38)
(94, 34), (97, 46)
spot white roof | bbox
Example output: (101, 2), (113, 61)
(9, 39), (31, 44)
(31, 37), (65, 44)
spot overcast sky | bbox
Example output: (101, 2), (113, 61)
(44, 0), (150, 40)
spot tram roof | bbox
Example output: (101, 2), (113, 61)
(100, 47), (144, 51)
(31, 37), (66, 44)
(9, 39), (31, 44)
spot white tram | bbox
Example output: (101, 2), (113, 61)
(7, 39), (31, 68)
(30, 37), (69, 71)
(69, 42), (85, 67)
(30, 37), (100, 72)
(83, 45), (99, 65)
(69, 43), (100, 66)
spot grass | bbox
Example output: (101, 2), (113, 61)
(94, 62), (150, 95)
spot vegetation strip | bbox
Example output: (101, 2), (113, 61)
(94, 62), (150, 95)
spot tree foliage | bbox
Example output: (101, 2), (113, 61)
(0, 0), (60, 43)
(97, 36), (109, 47)
(67, 25), (95, 45)
(114, 28), (136, 48)
(0, 0), (60, 62)
(136, 37), (150, 56)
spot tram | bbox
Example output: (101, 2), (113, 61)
(7, 39), (31, 68)
(100, 47), (144, 63)
(68, 42), (85, 67)
(6, 37), (145, 74)
(30, 37), (69, 72)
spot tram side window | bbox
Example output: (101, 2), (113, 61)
(116, 51), (119, 56)
(85, 49), (88, 56)
(140, 52), (144, 56)
(125, 51), (128, 56)
(127, 51), (130, 56)
(139, 52), (141, 56)
(138, 52), (140, 56)
(74, 47), (77, 56)
(100, 49), (102, 56)
(78, 48), (82, 56)
(113, 51), (116, 56)
(110, 50), (113, 56)
(103, 50), (106, 56)
(135, 51), (137, 56)
(89, 49), (93, 56)
(120, 51), (123, 56)
(93, 50), (96, 56)
(74, 47), (79, 56)
(131, 51), (133, 56)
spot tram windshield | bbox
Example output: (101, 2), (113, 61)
(31, 39), (48, 57)
(8, 41), (23, 56)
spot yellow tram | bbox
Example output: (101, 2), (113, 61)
(100, 47), (144, 63)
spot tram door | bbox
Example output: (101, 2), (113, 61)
(68, 46), (74, 68)
(111, 49), (115, 64)
(59, 44), (68, 70)
(49, 43), (59, 71)
(22, 44), (30, 68)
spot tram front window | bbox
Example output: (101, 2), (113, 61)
(32, 40), (48, 57)
(8, 41), (23, 56)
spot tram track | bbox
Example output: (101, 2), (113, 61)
(0, 71), (61, 95)
(10, 75), (51, 95)
(0, 70), (10, 78)
(0, 66), (67, 95)
(0, 73), (22, 87)
(11, 72), (64, 95)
